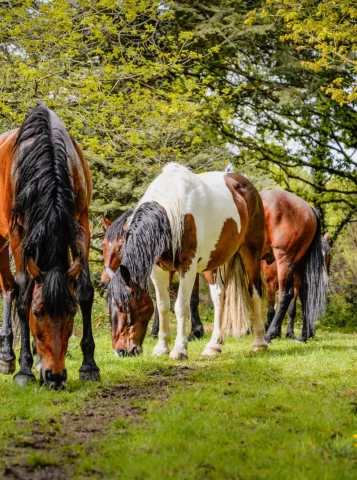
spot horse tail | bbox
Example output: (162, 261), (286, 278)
(11, 103), (77, 271)
(302, 207), (328, 333)
(220, 252), (252, 337)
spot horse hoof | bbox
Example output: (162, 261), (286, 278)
(13, 372), (36, 387)
(0, 359), (16, 375)
(188, 328), (204, 342)
(252, 343), (269, 352)
(201, 347), (221, 357)
(286, 334), (296, 340)
(79, 366), (101, 382)
(152, 347), (170, 357)
(170, 350), (188, 360)
(297, 337), (307, 343)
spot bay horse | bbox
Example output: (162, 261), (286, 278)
(0, 103), (100, 389)
(107, 163), (268, 358)
(260, 190), (328, 343)
(262, 231), (330, 340)
(102, 212), (204, 341)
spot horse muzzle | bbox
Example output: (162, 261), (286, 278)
(114, 345), (143, 358)
(40, 368), (67, 390)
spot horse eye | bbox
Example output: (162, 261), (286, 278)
(33, 310), (41, 319)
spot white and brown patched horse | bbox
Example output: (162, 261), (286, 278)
(108, 163), (268, 358)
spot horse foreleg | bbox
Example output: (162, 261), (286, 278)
(202, 270), (222, 356)
(187, 274), (204, 341)
(151, 307), (160, 338)
(77, 213), (100, 382)
(0, 240), (16, 374)
(266, 290), (276, 332)
(171, 266), (197, 360)
(9, 234), (35, 386)
(151, 266), (171, 356)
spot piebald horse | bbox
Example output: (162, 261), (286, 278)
(107, 163), (268, 358)
(0, 103), (100, 389)
(260, 190), (328, 343)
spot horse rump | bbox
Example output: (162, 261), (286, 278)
(220, 252), (252, 337)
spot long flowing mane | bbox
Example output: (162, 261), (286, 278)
(137, 163), (196, 257)
(108, 202), (171, 309)
(105, 208), (134, 242)
(11, 103), (79, 317)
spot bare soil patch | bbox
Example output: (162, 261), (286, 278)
(2, 365), (193, 479)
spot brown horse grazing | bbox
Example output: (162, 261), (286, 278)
(0, 103), (100, 389)
(262, 233), (330, 339)
(102, 212), (204, 341)
(261, 190), (328, 343)
(107, 163), (268, 358)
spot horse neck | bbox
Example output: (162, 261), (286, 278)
(121, 202), (172, 291)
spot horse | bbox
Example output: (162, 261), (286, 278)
(102, 212), (204, 341)
(262, 232), (330, 340)
(260, 190), (328, 343)
(150, 190), (328, 344)
(107, 163), (268, 358)
(0, 103), (100, 389)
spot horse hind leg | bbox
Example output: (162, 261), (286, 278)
(265, 259), (295, 343)
(202, 270), (222, 357)
(240, 246), (268, 351)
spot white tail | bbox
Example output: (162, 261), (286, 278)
(220, 253), (252, 337)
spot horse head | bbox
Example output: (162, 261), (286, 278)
(109, 265), (154, 357)
(27, 257), (81, 390)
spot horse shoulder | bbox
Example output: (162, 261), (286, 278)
(0, 129), (19, 237)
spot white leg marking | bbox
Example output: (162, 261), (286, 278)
(251, 286), (269, 351)
(151, 266), (171, 357)
(170, 266), (197, 360)
(202, 276), (223, 357)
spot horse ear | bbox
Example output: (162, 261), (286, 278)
(104, 217), (112, 230)
(27, 258), (44, 283)
(67, 258), (82, 280)
(120, 264), (131, 286)
(323, 232), (330, 242)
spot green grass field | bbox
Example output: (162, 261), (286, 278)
(0, 296), (357, 479)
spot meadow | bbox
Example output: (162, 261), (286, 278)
(0, 295), (356, 479)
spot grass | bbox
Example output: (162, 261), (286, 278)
(0, 295), (357, 479)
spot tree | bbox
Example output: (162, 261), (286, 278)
(255, 0), (357, 105)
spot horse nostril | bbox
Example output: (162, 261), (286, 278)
(115, 349), (127, 357)
(129, 346), (142, 356)
(44, 369), (67, 390)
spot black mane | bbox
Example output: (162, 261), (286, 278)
(108, 202), (172, 309)
(105, 208), (134, 242)
(11, 103), (79, 317)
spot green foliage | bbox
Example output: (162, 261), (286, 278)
(258, 0), (357, 105)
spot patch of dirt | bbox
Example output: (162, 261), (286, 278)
(2, 365), (194, 479)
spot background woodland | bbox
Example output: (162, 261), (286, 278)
(1, 0), (357, 325)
